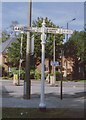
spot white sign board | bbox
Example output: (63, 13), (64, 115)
(51, 61), (59, 66)
(47, 27), (73, 34)
(31, 27), (42, 33)
(14, 26), (73, 35)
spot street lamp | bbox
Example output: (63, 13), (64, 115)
(66, 18), (76, 79)
(66, 18), (76, 41)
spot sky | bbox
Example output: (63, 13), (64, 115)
(1, 2), (84, 32)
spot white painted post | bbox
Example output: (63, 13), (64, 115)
(18, 31), (23, 85)
(39, 19), (46, 109)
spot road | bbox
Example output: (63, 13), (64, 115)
(0, 79), (85, 109)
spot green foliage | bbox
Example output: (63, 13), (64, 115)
(8, 33), (27, 67)
(0, 38), (2, 44)
(9, 67), (19, 75)
(2, 31), (10, 43)
(64, 31), (85, 61)
(55, 71), (62, 81)
(19, 69), (25, 79)
(50, 71), (62, 81)
(64, 31), (85, 79)
(30, 69), (35, 79)
(9, 67), (25, 79)
(34, 70), (41, 80)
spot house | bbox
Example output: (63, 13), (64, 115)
(61, 56), (74, 80)
(36, 56), (74, 80)
(0, 37), (16, 76)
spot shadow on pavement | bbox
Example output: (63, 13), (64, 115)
(2, 85), (86, 99)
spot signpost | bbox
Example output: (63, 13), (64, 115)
(14, 19), (73, 109)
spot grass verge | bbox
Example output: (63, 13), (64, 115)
(2, 108), (84, 119)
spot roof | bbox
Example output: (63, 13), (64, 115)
(0, 37), (16, 54)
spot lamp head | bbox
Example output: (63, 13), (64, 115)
(72, 18), (76, 21)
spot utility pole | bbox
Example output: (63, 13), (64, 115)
(24, 0), (32, 99)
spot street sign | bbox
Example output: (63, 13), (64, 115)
(14, 26), (73, 35)
(46, 27), (73, 34)
(14, 26), (24, 31)
(31, 27), (42, 33)
(51, 61), (59, 66)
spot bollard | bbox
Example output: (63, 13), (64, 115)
(13, 74), (18, 85)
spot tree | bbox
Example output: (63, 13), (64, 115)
(8, 33), (27, 67)
(1, 31), (10, 43)
(64, 31), (85, 79)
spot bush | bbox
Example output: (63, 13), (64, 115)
(34, 70), (41, 80)
(30, 69), (35, 79)
(20, 69), (25, 79)
(55, 71), (62, 81)
(9, 67), (25, 79)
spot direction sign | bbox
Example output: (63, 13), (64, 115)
(51, 61), (59, 66)
(30, 27), (42, 33)
(46, 27), (73, 34)
(14, 26), (73, 35)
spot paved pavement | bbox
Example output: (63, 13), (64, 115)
(0, 79), (85, 109)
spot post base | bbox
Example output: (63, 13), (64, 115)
(23, 95), (30, 99)
(39, 103), (46, 112)
(39, 107), (46, 112)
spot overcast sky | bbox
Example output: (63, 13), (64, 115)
(2, 2), (84, 31)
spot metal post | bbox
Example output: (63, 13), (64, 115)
(18, 32), (23, 85)
(53, 35), (56, 85)
(66, 18), (76, 78)
(24, 0), (32, 99)
(61, 49), (63, 100)
(66, 18), (76, 42)
(66, 22), (68, 42)
(39, 19), (46, 109)
(66, 22), (68, 79)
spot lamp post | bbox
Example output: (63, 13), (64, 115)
(24, 0), (32, 99)
(66, 18), (76, 41)
(66, 18), (76, 78)
(60, 47), (64, 100)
